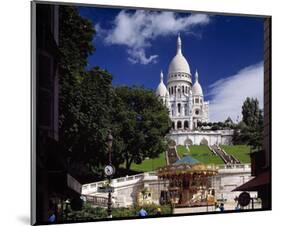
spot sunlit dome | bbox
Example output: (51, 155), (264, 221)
(168, 34), (191, 75)
(156, 70), (168, 97)
(192, 70), (203, 96)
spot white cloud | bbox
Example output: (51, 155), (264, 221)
(97, 10), (210, 64)
(208, 62), (264, 122)
(127, 49), (158, 65)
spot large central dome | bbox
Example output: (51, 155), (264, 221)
(168, 34), (191, 75)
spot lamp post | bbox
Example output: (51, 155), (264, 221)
(106, 131), (114, 218)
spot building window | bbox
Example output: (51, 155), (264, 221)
(174, 86), (177, 94)
(195, 109), (200, 115)
(184, 104), (188, 116)
(200, 99), (203, 103)
(169, 87), (170, 94)
(184, 121), (189, 129)
(185, 86), (188, 93)
(178, 103), (181, 114)
(177, 121), (182, 129)
(195, 98), (199, 104)
(171, 87), (173, 94)
(182, 86), (184, 93)
(172, 121), (175, 129)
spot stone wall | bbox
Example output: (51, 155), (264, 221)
(168, 130), (233, 145)
(82, 164), (257, 209)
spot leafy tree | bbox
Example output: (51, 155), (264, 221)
(57, 6), (171, 180)
(242, 97), (262, 127)
(225, 116), (234, 125)
(202, 122), (208, 127)
(233, 98), (263, 149)
(113, 86), (171, 171)
(58, 6), (112, 181)
(61, 68), (116, 180)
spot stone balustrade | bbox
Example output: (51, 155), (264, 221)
(82, 171), (158, 195)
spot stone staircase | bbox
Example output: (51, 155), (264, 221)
(209, 145), (240, 164)
(165, 145), (180, 165)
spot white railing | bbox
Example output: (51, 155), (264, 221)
(169, 129), (234, 135)
(216, 164), (251, 174)
(82, 163), (251, 195)
(216, 164), (251, 169)
(82, 171), (158, 195)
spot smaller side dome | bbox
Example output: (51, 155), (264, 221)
(156, 70), (168, 97)
(192, 70), (203, 96)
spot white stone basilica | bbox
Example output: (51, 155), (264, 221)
(156, 34), (209, 131)
(156, 35), (233, 146)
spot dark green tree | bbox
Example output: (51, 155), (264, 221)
(58, 6), (113, 181)
(242, 97), (262, 127)
(56, 6), (172, 180)
(233, 98), (263, 149)
(113, 86), (171, 171)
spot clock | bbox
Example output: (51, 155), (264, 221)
(104, 165), (115, 176)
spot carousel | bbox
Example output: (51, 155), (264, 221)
(157, 155), (218, 207)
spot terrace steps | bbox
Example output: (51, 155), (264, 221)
(209, 145), (240, 164)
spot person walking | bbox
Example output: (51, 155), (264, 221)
(219, 203), (225, 212)
(156, 207), (162, 216)
(215, 204), (221, 212)
(138, 207), (148, 217)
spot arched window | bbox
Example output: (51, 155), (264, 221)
(182, 85), (184, 93)
(184, 121), (189, 129)
(200, 138), (208, 145)
(171, 87), (173, 94)
(185, 86), (188, 93)
(174, 86), (177, 94)
(169, 87), (170, 95)
(177, 121), (182, 129)
(178, 103), (181, 114)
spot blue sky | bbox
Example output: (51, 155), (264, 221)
(78, 6), (264, 122)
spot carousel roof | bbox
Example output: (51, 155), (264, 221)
(174, 155), (199, 165)
(157, 154), (218, 178)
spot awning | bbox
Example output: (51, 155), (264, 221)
(232, 170), (270, 192)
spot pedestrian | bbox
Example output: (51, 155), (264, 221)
(235, 203), (241, 210)
(219, 203), (225, 212)
(156, 207), (162, 216)
(48, 213), (56, 223)
(138, 207), (148, 217)
(48, 201), (57, 223)
(215, 204), (221, 212)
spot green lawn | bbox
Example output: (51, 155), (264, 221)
(120, 145), (251, 173)
(220, 145), (251, 163)
(129, 152), (166, 172)
(177, 145), (224, 165)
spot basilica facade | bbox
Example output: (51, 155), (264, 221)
(156, 34), (209, 131)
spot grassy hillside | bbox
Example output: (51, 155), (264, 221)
(120, 145), (251, 173)
(177, 145), (224, 165)
(220, 145), (251, 163)
(129, 152), (166, 172)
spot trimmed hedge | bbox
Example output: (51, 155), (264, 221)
(62, 202), (173, 221)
